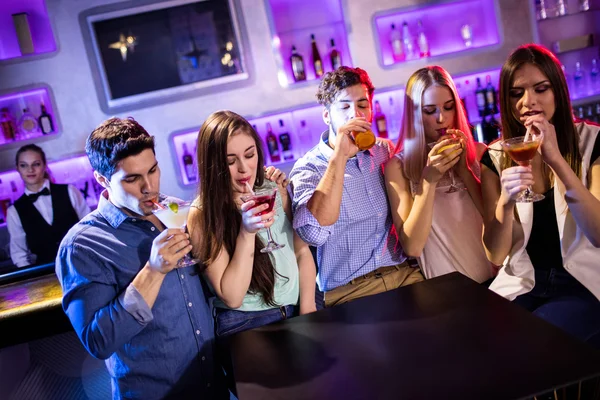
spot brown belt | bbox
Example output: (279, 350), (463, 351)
(349, 262), (407, 285)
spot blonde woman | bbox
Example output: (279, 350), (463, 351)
(385, 66), (495, 283)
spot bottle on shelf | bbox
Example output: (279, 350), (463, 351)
(590, 59), (599, 93)
(573, 62), (585, 97)
(579, 0), (590, 11)
(577, 106), (584, 119)
(388, 96), (400, 137)
(329, 39), (342, 71)
(401, 22), (415, 60)
(586, 105), (594, 121)
(390, 23), (404, 62)
(536, 0), (548, 20)
(475, 77), (487, 118)
(310, 34), (324, 78)
(181, 143), (196, 183)
(18, 108), (39, 138)
(555, 0), (567, 16)
(277, 119), (294, 161)
(265, 122), (281, 163)
(0, 108), (17, 143)
(290, 45), (306, 82)
(38, 103), (55, 135)
(485, 75), (498, 115)
(482, 114), (501, 144)
(374, 100), (388, 138)
(296, 120), (312, 156)
(416, 20), (430, 58)
(596, 104), (600, 123)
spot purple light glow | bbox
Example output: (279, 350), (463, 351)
(0, 0), (57, 61)
(0, 154), (99, 214)
(374, 0), (500, 67)
(267, 0), (352, 86)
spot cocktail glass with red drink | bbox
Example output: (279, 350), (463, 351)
(241, 187), (285, 253)
(500, 135), (545, 203)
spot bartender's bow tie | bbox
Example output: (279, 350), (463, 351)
(28, 187), (51, 202)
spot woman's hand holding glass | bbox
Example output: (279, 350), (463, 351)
(424, 137), (463, 184)
(524, 115), (561, 166)
(240, 199), (276, 234)
(499, 165), (535, 204)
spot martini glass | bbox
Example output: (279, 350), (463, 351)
(152, 199), (201, 267)
(241, 186), (285, 253)
(500, 135), (545, 203)
(427, 134), (464, 193)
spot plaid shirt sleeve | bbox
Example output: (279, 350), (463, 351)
(289, 159), (333, 247)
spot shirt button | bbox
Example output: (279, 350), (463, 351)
(207, 383), (211, 388)
(196, 330), (200, 335)
(201, 356), (206, 361)
(378, 213), (383, 217)
(181, 274), (185, 279)
(132, 218), (137, 222)
(188, 302), (192, 307)
(151, 227), (156, 231)
(368, 190), (373, 195)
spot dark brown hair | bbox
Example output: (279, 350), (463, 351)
(316, 66), (375, 107)
(191, 110), (280, 306)
(86, 117), (155, 178)
(499, 44), (581, 177)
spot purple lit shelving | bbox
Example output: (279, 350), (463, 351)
(0, 154), (100, 226)
(265, 0), (352, 87)
(0, 85), (60, 147)
(373, 0), (500, 67)
(0, 0), (57, 61)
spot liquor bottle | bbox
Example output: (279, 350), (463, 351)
(388, 96), (400, 137)
(574, 62), (585, 97)
(38, 103), (55, 135)
(182, 143), (196, 183)
(18, 108), (38, 138)
(374, 100), (388, 138)
(265, 122), (281, 163)
(596, 103), (600, 123)
(485, 75), (498, 115)
(0, 108), (17, 142)
(290, 46), (306, 82)
(555, 0), (567, 16)
(590, 59), (599, 93)
(475, 77), (487, 118)
(586, 105), (594, 121)
(579, 0), (590, 11)
(297, 120), (312, 155)
(401, 22), (415, 60)
(329, 39), (342, 70)
(536, 0), (548, 20)
(577, 107), (584, 119)
(310, 34), (324, 78)
(416, 20), (430, 58)
(277, 119), (294, 161)
(481, 114), (500, 144)
(390, 23), (404, 62)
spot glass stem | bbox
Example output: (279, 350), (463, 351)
(266, 227), (275, 244)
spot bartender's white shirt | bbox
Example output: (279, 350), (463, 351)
(7, 179), (90, 267)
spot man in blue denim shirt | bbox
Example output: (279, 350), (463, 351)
(56, 117), (226, 399)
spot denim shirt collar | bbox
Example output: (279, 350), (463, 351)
(97, 191), (130, 229)
(317, 130), (374, 160)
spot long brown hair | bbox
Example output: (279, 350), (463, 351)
(191, 110), (279, 306)
(499, 44), (581, 177)
(397, 66), (477, 183)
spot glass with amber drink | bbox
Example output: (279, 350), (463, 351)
(500, 135), (545, 202)
(427, 129), (463, 193)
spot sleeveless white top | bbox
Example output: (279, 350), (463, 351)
(397, 153), (494, 283)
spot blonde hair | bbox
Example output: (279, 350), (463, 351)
(396, 66), (476, 183)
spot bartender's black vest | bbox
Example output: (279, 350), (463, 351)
(13, 183), (79, 266)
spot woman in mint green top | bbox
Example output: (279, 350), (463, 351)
(188, 110), (317, 338)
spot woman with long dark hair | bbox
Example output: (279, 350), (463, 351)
(188, 110), (317, 338)
(481, 44), (600, 347)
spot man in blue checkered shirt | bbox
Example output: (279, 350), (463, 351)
(289, 67), (424, 307)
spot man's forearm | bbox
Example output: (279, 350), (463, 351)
(131, 263), (167, 309)
(307, 153), (347, 226)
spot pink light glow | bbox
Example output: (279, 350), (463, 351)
(374, 0), (500, 67)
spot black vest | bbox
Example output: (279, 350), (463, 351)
(14, 183), (80, 266)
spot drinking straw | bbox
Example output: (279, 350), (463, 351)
(245, 182), (255, 195)
(151, 199), (166, 210)
(524, 125), (532, 142)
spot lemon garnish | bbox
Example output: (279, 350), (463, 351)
(168, 202), (179, 213)
(437, 144), (456, 154)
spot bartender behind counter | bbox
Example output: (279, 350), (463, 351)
(7, 144), (90, 268)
